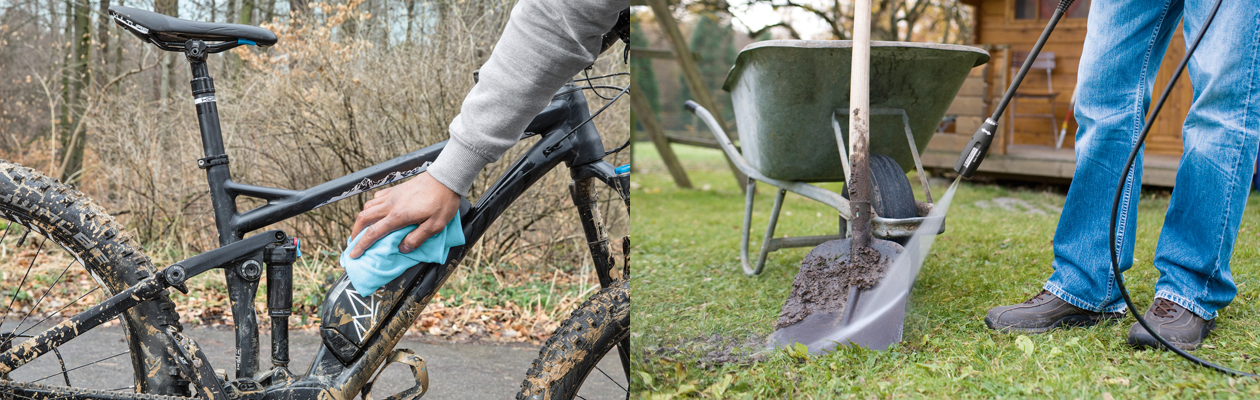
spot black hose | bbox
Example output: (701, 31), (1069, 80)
(1106, 0), (1256, 377)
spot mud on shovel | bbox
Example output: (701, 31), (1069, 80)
(767, 0), (908, 354)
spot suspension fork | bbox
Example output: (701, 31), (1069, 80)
(568, 160), (632, 382)
(569, 161), (630, 287)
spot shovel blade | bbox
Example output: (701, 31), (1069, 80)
(768, 238), (907, 354)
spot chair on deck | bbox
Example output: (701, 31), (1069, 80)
(1008, 51), (1061, 148)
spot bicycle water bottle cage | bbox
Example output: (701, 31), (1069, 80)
(108, 5), (277, 52)
(320, 198), (472, 364)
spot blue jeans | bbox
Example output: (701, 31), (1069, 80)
(1044, 0), (1260, 320)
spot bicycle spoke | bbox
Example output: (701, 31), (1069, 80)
(8, 259), (78, 341)
(3, 236), (47, 319)
(31, 351), (128, 383)
(1, 220), (13, 244)
(592, 365), (627, 393)
(17, 287), (100, 338)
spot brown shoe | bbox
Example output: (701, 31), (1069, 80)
(1127, 298), (1215, 351)
(986, 290), (1125, 333)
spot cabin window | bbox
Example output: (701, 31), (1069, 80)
(1014, 0), (1090, 20)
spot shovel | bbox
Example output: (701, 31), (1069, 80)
(767, 0), (907, 354)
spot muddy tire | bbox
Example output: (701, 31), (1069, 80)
(842, 153), (919, 244)
(0, 163), (185, 395)
(517, 279), (629, 400)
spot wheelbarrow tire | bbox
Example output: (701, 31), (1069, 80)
(842, 153), (918, 245)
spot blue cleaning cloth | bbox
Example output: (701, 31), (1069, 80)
(340, 213), (465, 296)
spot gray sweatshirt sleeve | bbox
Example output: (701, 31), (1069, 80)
(427, 0), (629, 197)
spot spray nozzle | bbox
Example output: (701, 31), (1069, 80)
(953, 118), (1000, 178)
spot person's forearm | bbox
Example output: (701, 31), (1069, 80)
(428, 0), (628, 196)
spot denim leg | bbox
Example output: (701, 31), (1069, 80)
(1152, 0), (1260, 320)
(1045, 0), (1184, 313)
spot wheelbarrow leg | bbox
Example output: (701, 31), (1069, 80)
(741, 179), (788, 276)
(739, 178), (761, 275)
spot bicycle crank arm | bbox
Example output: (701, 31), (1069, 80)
(0, 230), (290, 374)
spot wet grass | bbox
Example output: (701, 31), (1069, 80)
(630, 143), (1260, 398)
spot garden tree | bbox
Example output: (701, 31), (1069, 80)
(630, 20), (661, 115)
(679, 12), (736, 123)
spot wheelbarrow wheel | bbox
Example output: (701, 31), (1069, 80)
(842, 153), (918, 245)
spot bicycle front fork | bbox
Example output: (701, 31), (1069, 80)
(569, 162), (631, 287)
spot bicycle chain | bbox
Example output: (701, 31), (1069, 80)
(0, 380), (196, 400)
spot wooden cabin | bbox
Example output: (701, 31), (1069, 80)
(922, 0), (1191, 186)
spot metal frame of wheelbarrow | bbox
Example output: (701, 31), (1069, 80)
(687, 102), (944, 275)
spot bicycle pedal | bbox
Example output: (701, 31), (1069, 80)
(223, 378), (266, 400)
(361, 348), (429, 400)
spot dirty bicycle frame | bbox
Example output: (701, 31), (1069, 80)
(0, 37), (630, 400)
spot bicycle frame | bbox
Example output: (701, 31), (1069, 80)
(0, 39), (630, 400)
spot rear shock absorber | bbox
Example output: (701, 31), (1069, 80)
(264, 238), (300, 372)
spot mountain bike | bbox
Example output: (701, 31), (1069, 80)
(0, 6), (630, 400)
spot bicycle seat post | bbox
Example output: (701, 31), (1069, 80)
(183, 39), (240, 246)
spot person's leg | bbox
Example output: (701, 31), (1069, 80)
(1149, 0), (1260, 321)
(1042, 0), (1185, 314)
(988, 0), (1187, 332)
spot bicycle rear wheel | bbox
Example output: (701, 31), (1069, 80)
(0, 163), (185, 396)
(517, 278), (630, 400)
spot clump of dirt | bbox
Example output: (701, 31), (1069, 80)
(643, 333), (767, 368)
(775, 245), (887, 330)
(700, 334), (767, 367)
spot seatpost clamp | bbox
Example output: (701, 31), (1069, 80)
(184, 39), (208, 63)
(197, 154), (228, 169)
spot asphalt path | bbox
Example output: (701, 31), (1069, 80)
(2, 323), (625, 399)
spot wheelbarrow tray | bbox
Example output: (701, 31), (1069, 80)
(724, 40), (990, 182)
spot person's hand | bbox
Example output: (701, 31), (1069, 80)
(349, 172), (461, 258)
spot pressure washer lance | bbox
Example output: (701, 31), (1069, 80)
(954, 0), (1074, 178)
(953, 0), (1255, 378)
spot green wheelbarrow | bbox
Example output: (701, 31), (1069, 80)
(687, 40), (989, 277)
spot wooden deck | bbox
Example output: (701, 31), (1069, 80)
(921, 133), (1180, 187)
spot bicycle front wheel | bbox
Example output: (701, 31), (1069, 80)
(0, 163), (185, 396)
(517, 278), (630, 400)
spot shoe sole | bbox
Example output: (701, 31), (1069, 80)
(985, 313), (1125, 334)
(1128, 319), (1216, 351)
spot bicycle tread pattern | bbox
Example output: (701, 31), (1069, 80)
(517, 279), (630, 400)
(0, 162), (185, 395)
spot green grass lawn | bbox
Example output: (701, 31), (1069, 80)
(630, 142), (1260, 398)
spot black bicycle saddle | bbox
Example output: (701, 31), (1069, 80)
(109, 5), (277, 47)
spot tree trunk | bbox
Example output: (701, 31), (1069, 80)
(58, 0), (72, 173)
(226, 0), (236, 25)
(263, 0), (275, 24)
(238, 0), (252, 25)
(405, 0), (415, 43)
(97, 0), (110, 79)
(155, 0), (176, 103)
(290, 0), (307, 25)
(60, 0), (91, 184)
